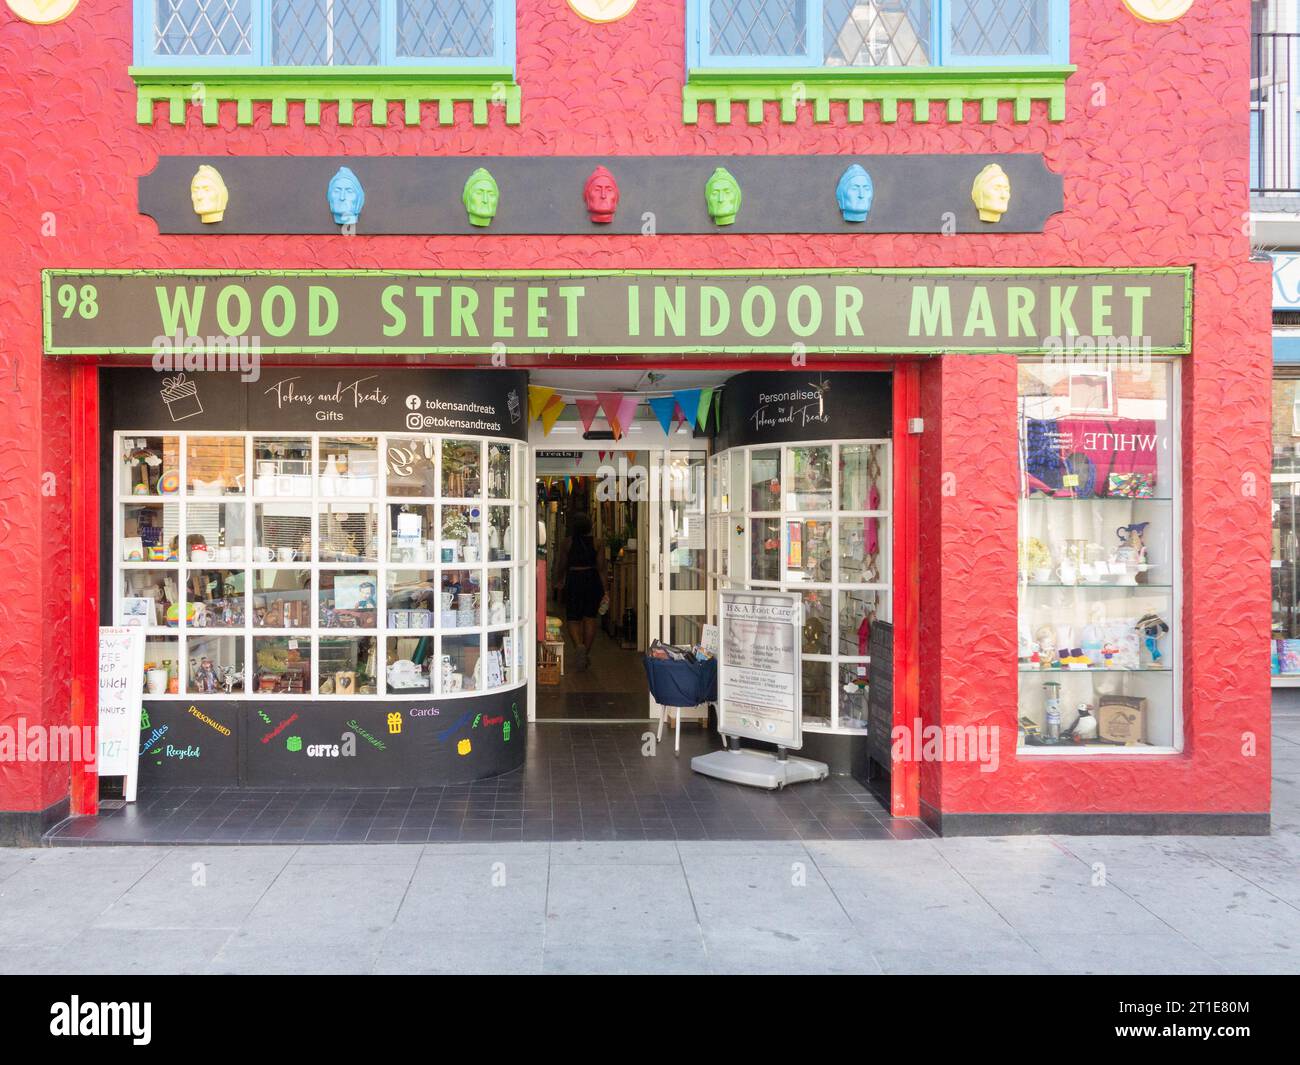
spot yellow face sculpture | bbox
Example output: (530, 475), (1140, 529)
(971, 164), (1011, 223)
(191, 165), (229, 224)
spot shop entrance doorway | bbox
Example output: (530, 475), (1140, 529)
(535, 448), (649, 720)
(525, 371), (726, 725)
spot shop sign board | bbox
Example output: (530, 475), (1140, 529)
(717, 589), (803, 749)
(99, 626), (145, 801)
(43, 269), (1192, 356)
(100, 367), (529, 441)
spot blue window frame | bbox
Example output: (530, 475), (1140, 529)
(134, 0), (516, 67)
(687, 0), (1068, 69)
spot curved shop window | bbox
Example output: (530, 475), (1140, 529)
(708, 440), (892, 733)
(116, 430), (529, 700)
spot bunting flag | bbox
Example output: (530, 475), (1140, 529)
(648, 395), (677, 435)
(598, 450), (608, 462)
(673, 389), (701, 433)
(613, 394), (639, 440)
(575, 396), (602, 435)
(564, 476), (573, 494)
(712, 388), (722, 431)
(528, 385), (558, 422)
(596, 393), (623, 437)
(539, 394), (565, 436)
(696, 387), (714, 431)
(597, 392), (639, 440)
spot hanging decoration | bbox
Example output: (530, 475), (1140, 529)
(597, 392), (639, 440)
(528, 385), (557, 421)
(648, 395), (677, 435)
(613, 395), (639, 439)
(696, 387), (714, 431)
(672, 389), (701, 432)
(539, 395), (565, 435)
(575, 396), (602, 435)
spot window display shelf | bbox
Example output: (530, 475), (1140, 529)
(1018, 666), (1171, 673)
(1016, 360), (1181, 752)
(712, 439), (891, 735)
(1020, 582), (1173, 590)
(116, 430), (527, 700)
(1022, 496), (1173, 503)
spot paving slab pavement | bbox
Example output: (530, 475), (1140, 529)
(0, 707), (1295, 975)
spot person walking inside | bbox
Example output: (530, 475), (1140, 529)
(553, 510), (607, 671)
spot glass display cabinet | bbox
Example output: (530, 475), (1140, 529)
(710, 440), (892, 733)
(115, 431), (529, 700)
(1271, 379), (1300, 681)
(1016, 361), (1182, 753)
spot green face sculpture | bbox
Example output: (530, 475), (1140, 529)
(463, 167), (500, 227)
(704, 167), (742, 226)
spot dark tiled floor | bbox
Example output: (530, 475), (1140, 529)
(536, 630), (649, 721)
(45, 724), (932, 845)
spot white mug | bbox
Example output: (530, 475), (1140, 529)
(277, 547), (296, 563)
(256, 546), (275, 562)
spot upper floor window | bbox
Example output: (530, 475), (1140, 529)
(136, 0), (515, 67)
(689, 0), (1068, 69)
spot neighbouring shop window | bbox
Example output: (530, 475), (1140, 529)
(709, 440), (891, 732)
(691, 0), (1067, 69)
(116, 431), (528, 699)
(1016, 361), (1182, 753)
(1271, 378), (1300, 674)
(137, 0), (516, 66)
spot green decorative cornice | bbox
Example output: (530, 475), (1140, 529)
(130, 66), (521, 127)
(683, 66), (1074, 125)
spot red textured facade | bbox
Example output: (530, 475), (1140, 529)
(0, 0), (1272, 829)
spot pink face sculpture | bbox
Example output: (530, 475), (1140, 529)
(583, 166), (620, 224)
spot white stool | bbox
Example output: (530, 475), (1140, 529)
(655, 702), (709, 755)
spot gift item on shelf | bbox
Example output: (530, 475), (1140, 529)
(1022, 416), (1159, 499)
(387, 659), (428, 692)
(1043, 681), (1062, 740)
(1068, 703), (1099, 741)
(1135, 612), (1170, 667)
(191, 655), (220, 694)
(1096, 694), (1147, 745)
(1019, 536), (1052, 583)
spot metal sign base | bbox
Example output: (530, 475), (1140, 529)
(691, 748), (829, 790)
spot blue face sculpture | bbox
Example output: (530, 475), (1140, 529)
(836, 164), (874, 223)
(327, 166), (365, 226)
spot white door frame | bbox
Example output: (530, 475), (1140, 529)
(524, 422), (705, 723)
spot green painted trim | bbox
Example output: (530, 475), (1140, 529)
(682, 65), (1074, 125)
(42, 266), (1190, 279)
(41, 266), (1193, 357)
(130, 67), (521, 127)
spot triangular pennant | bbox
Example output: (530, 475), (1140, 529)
(613, 394), (639, 440)
(596, 392), (626, 438)
(696, 387), (714, 431)
(564, 476), (573, 494)
(648, 395), (676, 435)
(575, 397), (602, 434)
(528, 385), (557, 422)
(712, 388), (722, 431)
(539, 394), (565, 435)
(673, 389), (701, 433)
(598, 450), (608, 462)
